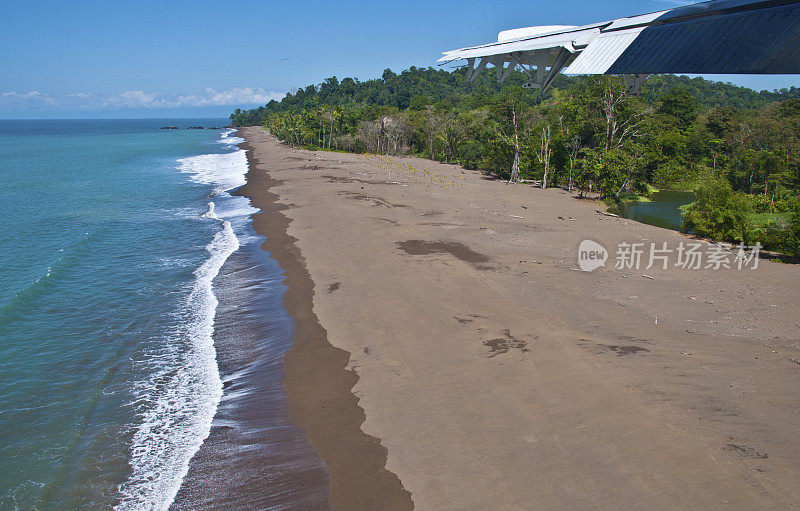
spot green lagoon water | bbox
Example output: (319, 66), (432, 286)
(619, 190), (695, 231)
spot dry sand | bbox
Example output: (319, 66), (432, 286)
(238, 127), (800, 510)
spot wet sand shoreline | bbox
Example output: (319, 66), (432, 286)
(236, 135), (413, 510)
(238, 126), (800, 510)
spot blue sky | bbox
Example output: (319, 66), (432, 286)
(2, 0), (799, 119)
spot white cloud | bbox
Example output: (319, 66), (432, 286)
(0, 87), (283, 112)
(174, 87), (283, 107)
(102, 90), (168, 108)
(1, 90), (55, 104)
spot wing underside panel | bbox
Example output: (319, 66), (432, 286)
(607, 4), (800, 74)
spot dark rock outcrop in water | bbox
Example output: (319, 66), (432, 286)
(160, 125), (178, 130)
(186, 126), (204, 129)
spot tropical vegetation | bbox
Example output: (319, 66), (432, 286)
(231, 67), (800, 255)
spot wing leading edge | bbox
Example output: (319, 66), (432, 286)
(439, 0), (800, 93)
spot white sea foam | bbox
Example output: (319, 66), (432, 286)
(218, 201), (258, 220)
(201, 201), (218, 220)
(220, 136), (245, 146)
(115, 220), (237, 511)
(219, 128), (245, 146)
(115, 133), (254, 511)
(177, 149), (249, 192)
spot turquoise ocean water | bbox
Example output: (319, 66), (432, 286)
(0, 120), (327, 510)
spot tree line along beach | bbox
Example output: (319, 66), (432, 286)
(231, 69), (800, 259)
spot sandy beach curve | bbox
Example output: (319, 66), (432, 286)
(238, 126), (800, 510)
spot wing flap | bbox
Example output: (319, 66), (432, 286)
(566, 28), (648, 74)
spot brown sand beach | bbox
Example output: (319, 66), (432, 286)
(237, 126), (800, 510)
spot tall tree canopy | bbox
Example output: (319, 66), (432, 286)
(231, 67), (800, 255)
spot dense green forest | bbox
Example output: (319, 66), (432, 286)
(231, 67), (800, 256)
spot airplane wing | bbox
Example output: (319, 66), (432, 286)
(439, 0), (800, 93)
